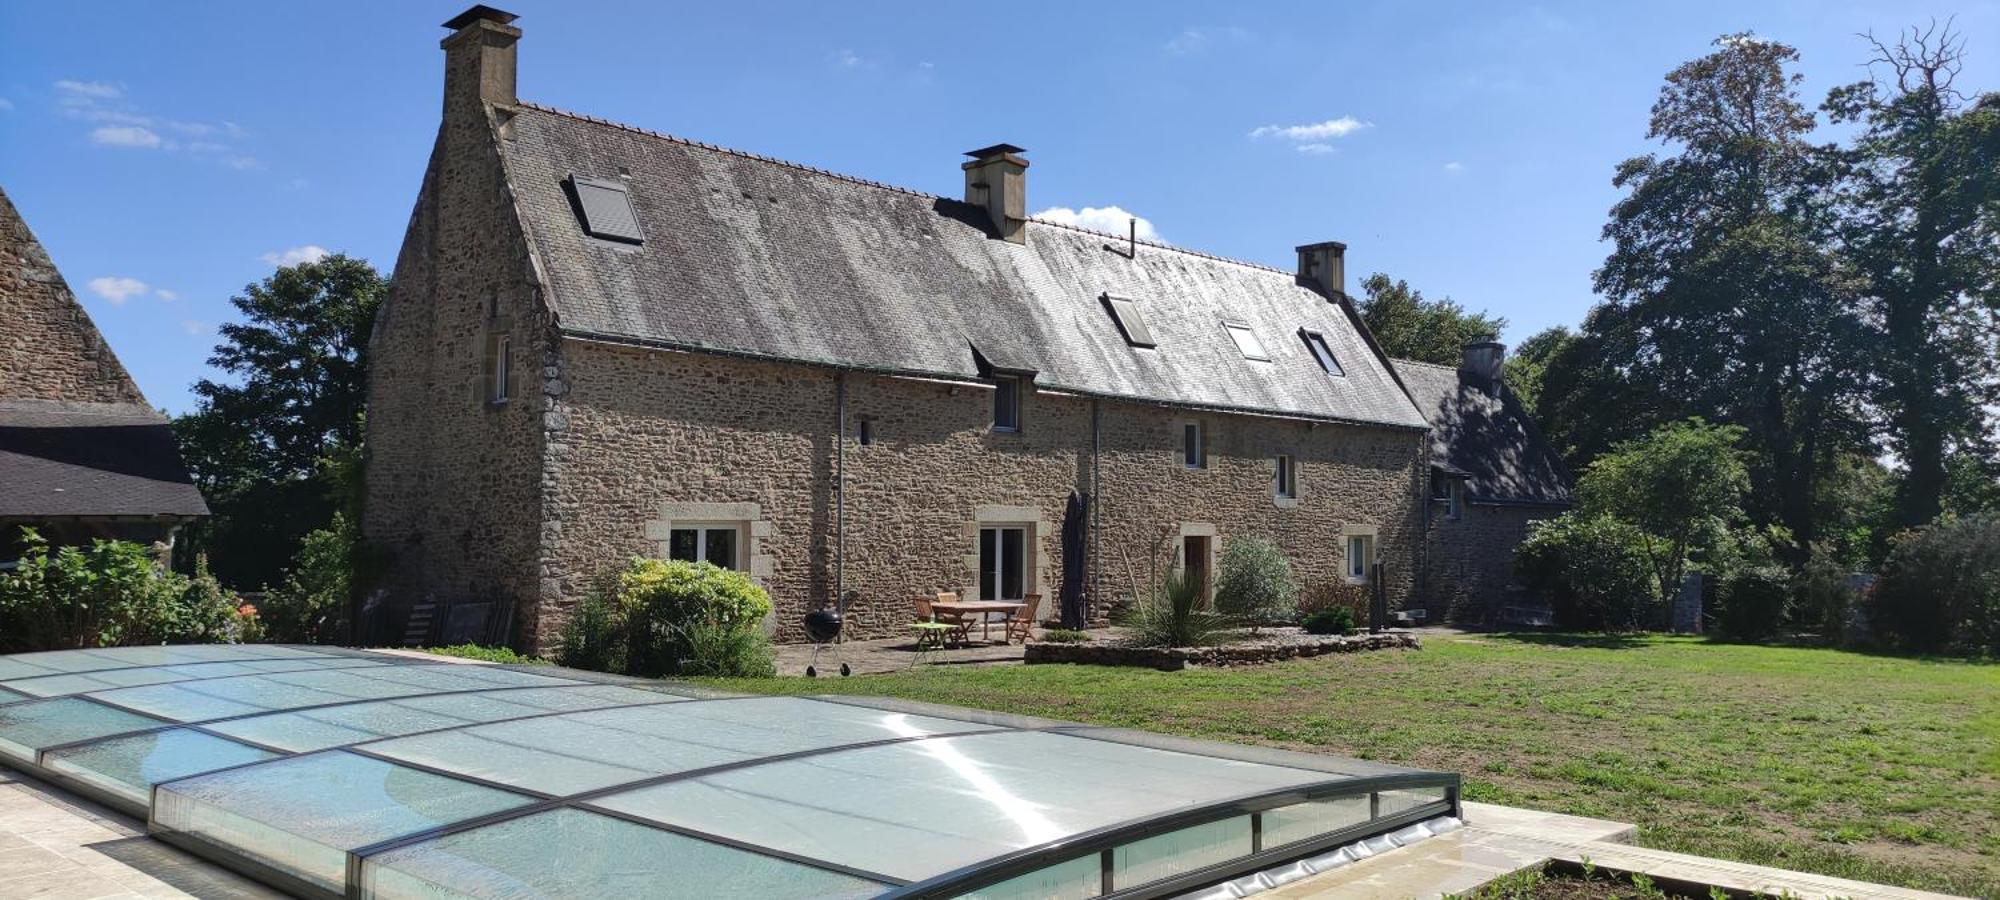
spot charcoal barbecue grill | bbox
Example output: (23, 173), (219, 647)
(802, 605), (850, 677)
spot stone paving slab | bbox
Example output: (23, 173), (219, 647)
(0, 769), (281, 899)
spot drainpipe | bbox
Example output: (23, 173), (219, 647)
(835, 372), (847, 613)
(1090, 398), (1101, 623)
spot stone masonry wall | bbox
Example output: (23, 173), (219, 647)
(1422, 502), (1557, 622)
(0, 188), (145, 405)
(536, 340), (1427, 649)
(361, 97), (548, 644)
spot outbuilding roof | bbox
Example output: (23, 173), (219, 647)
(0, 401), (209, 520)
(493, 103), (1430, 431)
(1392, 359), (1573, 507)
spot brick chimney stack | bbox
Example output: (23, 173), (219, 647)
(441, 6), (521, 119)
(963, 144), (1029, 244)
(1295, 241), (1347, 301)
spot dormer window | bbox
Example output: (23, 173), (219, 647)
(1223, 322), (1270, 361)
(993, 377), (1020, 432)
(1301, 329), (1345, 376)
(1102, 294), (1156, 348)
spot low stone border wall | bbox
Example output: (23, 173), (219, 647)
(1024, 631), (1419, 670)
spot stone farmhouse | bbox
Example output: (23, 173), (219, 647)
(363, 7), (1569, 649)
(0, 187), (209, 565)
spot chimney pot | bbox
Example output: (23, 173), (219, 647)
(1295, 241), (1347, 300)
(1461, 340), (1506, 390)
(963, 144), (1030, 244)
(441, 5), (521, 115)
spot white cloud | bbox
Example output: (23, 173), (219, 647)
(90, 125), (163, 148)
(180, 320), (209, 336)
(260, 245), (329, 267)
(1444, 161), (1465, 172)
(1249, 116), (1372, 142)
(86, 276), (150, 304)
(1031, 206), (1162, 242)
(1164, 26), (1249, 55)
(55, 79), (122, 100)
(1296, 143), (1335, 154)
(830, 49), (866, 68)
(155, 288), (179, 301)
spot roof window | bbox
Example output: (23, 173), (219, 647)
(1102, 295), (1156, 348)
(570, 174), (644, 244)
(1223, 322), (1269, 361)
(1300, 329), (1345, 376)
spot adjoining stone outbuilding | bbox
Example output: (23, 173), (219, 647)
(0, 186), (209, 563)
(1397, 344), (1574, 625)
(362, 7), (1455, 650)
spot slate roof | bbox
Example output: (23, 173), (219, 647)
(494, 103), (1429, 431)
(0, 401), (210, 519)
(1392, 360), (1573, 507)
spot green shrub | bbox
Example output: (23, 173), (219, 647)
(1870, 514), (2000, 655)
(1036, 628), (1092, 644)
(555, 593), (625, 672)
(1297, 577), (1371, 627)
(1789, 543), (1854, 643)
(0, 527), (251, 652)
(1302, 607), (1356, 635)
(675, 618), (777, 677)
(1714, 565), (1789, 641)
(615, 558), (774, 677)
(1118, 569), (1224, 648)
(1211, 537), (1298, 630)
(425, 644), (548, 665)
(260, 513), (355, 643)
(1516, 513), (1662, 631)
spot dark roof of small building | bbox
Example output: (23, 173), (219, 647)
(492, 103), (1429, 430)
(1392, 359), (1573, 506)
(0, 401), (210, 520)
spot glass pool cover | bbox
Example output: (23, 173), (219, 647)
(0, 645), (1458, 899)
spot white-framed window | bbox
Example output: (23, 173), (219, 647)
(1273, 454), (1297, 500)
(1182, 422), (1205, 469)
(1223, 322), (1271, 361)
(1346, 533), (1375, 583)
(667, 524), (742, 570)
(1432, 477), (1459, 518)
(488, 334), (511, 404)
(1300, 329), (1345, 376)
(993, 377), (1020, 432)
(978, 526), (1029, 601)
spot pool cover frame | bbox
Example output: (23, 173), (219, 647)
(0, 646), (1459, 899)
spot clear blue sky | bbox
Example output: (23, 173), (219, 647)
(3, 1), (1994, 415)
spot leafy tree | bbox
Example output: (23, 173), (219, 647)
(1355, 274), (1507, 366)
(1586, 33), (1869, 555)
(1501, 326), (1571, 420)
(1516, 513), (1663, 631)
(172, 254), (386, 588)
(1824, 23), (2000, 529)
(1211, 537), (1298, 630)
(1578, 418), (1751, 603)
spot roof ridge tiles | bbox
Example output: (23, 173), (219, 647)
(510, 100), (1293, 278)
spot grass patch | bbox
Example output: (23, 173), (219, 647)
(421, 644), (549, 665)
(706, 634), (1998, 897)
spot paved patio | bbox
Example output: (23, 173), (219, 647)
(773, 627), (1070, 676)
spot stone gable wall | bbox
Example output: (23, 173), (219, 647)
(1422, 502), (1558, 622)
(0, 188), (145, 405)
(535, 340), (1425, 649)
(360, 104), (548, 644)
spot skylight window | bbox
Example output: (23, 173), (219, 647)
(570, 174), (644, 244)
(1102, 295), (1156, 348)
(1223, 322), (1269, 361)
(1301, 329), (1345, 376)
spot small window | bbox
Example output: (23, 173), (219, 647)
(1224, 322), (1270, 361)
(1274, 455), (1297, 499)
(571, 174), (644, 244)
(857, 418), (875, 446)
(488, 335), (511, 403)
(1432, 478), (1459, 518)
(993, 378), (1020, 432)
(1301, 330), (1345, 376)
(1182, 422), (1205, 469)
(1103, 295), (1157, 348)
(668, 525), (741, 570)
(1346, 534), (1374, 582)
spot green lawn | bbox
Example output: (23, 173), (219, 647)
(707, 634), (2000, 897)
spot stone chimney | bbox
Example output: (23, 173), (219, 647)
(963, 144), (1029, 244)
(1461, 340), (1506, 391)
(441, 6), (520, 118)
(1295, 241), (1347, 301)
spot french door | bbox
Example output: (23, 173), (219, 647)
(978, 526), (1027, 601)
